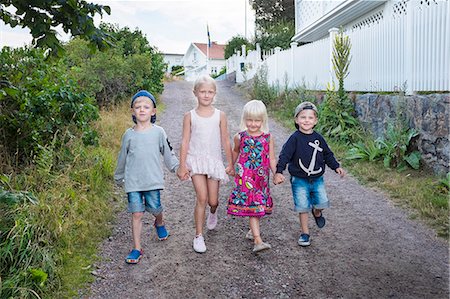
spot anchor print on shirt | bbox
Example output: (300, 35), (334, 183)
(299, 140), (323, 176)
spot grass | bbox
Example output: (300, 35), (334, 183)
(0, 101), (133, 298)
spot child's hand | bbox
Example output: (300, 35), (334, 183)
(273, 173), (285, 185)
(177, 166), (190, 181)
(335, 167), (345, 178)
(225, 165), (235, 177)
(115, 179), (124, 187)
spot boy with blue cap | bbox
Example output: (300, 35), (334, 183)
(114, 90), (179, 264)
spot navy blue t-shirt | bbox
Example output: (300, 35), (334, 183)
(276, 130), (340, 178)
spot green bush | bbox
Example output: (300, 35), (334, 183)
(224, 36), (254, 59)
(252, 65), (278, 104)
(316, 83), (361, 144)
(170, 65), (184, 76)
(0, 47), (99, 167)
(63, 24), (165, 108)
(347, 124), (421, 170)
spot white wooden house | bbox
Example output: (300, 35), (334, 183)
(183, 42), (226, 81)
(162, 53), (184, 75)
(227, 0), (449, 94)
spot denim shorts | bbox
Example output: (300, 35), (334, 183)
(290, 176), (330, 213)
(127, 190), (163, 215)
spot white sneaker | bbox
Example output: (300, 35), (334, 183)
(253, 242), (271, 253)
(193, 235), (206, 253)
(206, 210), (218, 230)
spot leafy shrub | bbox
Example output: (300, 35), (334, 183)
(252, 65), (278, 104)
(347, 123), (421, 170)
(379, 123), (420, 170)
(0, 47), (99, 167)
(224, 35), (255, 59)
(170, 65), (184, 76)
(316, 83), (361, 144)
(63, 24), (165, 108)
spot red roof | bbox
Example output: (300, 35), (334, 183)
(193, 42), (225, 60)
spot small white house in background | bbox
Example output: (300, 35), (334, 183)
(162, 53), (184, 75)
(183, 42), (226, 81)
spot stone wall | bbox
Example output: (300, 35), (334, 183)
(354, 93), (449, 175)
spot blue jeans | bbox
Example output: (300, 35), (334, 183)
(127, 190), (163, 215)
(290, 176), (330, 213)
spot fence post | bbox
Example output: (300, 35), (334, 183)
(241, 44), (247, 58)
(405, 1), (417, 95)
(274, 47), (281, 86)
(290, 42), (298, 88)
(328, 27), (339, 86)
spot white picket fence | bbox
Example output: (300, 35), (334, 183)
(226, 0), (450, 94)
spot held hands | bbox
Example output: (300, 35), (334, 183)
(335, 167), (345, 178)
(225, 164), (235, 177)
(177, 166), (190, 181)
(115, 179), (124, 187)
(273, 173), (285, 185)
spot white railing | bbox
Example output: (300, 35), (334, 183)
(226, 0), (450, 94)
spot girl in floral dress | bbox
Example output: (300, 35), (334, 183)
(227, 100), (277, 253)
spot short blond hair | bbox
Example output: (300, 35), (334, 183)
(193, 74), (216, 91)
(240, 100), (269, 133)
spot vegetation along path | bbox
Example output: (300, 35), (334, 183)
(87, 80), (448, 298)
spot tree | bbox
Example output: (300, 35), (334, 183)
(249, 0), (294, 32)
(0, 0), (112, 55)
(255, 19), (295, 51)
(249, 0), (295, 51)
(224, 35), (254, 59)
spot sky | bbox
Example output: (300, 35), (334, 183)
(0, 0), (256, 54)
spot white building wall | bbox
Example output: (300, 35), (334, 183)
(163, 54), (183, 74)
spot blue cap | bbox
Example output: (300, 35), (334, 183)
(131, 90), (156, 123)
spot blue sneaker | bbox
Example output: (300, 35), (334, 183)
(312, 208), (326, 228)
(125, 249), (143, 264)
(154, 221), (169, 241)
(298, 234), (311, 246)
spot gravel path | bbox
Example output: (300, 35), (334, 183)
(87, 79), (448, 299)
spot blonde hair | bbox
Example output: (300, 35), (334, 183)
(193, 74), (216, 91)
(240, 100), (269, 133)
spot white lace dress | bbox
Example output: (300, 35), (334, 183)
(186, 108), (229, 182)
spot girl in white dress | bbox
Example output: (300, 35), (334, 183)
(178, 75), (234, 253)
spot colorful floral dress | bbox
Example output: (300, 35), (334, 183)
(227, 131), (273, 217)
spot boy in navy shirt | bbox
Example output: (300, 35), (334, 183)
(274, 101), (345, 246)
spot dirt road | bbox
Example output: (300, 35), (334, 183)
(87, 79), (448, 298)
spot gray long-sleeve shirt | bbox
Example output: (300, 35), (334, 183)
(114, 125), (179, 193)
